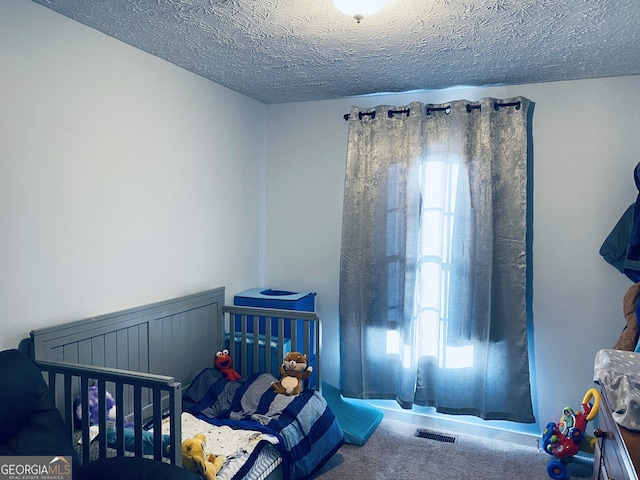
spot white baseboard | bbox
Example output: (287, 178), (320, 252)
(360, 399), (594, 469)
(370, 401), (543, 449)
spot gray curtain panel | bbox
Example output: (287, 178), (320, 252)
(339, 97), (535, 423)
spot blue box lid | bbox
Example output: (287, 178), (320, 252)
(234, 288), (316, 301)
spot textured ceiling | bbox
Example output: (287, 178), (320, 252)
(31, 0), (640, 104)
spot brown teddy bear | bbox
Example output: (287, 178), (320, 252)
(181, 433), (225, 480)
(271, 352), (313, 396)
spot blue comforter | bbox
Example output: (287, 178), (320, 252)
(183, 369), (344, 480)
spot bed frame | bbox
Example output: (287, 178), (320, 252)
(28, 287), (321, 476)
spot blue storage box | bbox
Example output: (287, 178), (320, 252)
(234, 288), (316, 312)
(225, 332), (291, 379)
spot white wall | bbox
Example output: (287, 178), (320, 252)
(0, 0), (266, 350)
(264, 77), (640, 431)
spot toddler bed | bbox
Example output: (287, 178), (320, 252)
(28, 287), (344, 480)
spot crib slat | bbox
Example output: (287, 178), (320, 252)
(240, 315), (248, 377)
(62, 374), (74, 450)
(167, 382), (182, 466)
(115, 382), (125, 457)
(277, 317), (285, 370)
(252, 315), (259, 373)
(264, 316), (272, 376)
(151, 388), (160, 460)
(290, 320), (297, 352)
(80, 376), (90, 464)
(97, 379), (107, 459)
(133, 385), (143, 457)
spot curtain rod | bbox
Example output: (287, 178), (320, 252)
(343, 101), (521, 120)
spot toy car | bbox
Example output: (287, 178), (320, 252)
(541, 388), (600, 480)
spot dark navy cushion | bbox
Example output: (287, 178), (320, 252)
(0, 349), (76, 459)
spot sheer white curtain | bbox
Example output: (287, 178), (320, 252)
(339, 97), (535, 422)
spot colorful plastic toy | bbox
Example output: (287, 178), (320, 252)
(541, 387), (600, 480)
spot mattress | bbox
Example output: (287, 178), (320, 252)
(161, 412), (281, 480)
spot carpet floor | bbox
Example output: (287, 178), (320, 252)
(310, 418), (594, 480)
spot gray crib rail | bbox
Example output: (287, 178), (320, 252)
(36, 359), (182, 466)
(222, 305), (321, 390)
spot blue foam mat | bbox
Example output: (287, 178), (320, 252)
(322, 382), (384, 446)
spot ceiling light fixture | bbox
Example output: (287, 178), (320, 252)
(333, 0), (388, 23)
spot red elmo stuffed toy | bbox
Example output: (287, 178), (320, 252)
(215, 349), (241, 381)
